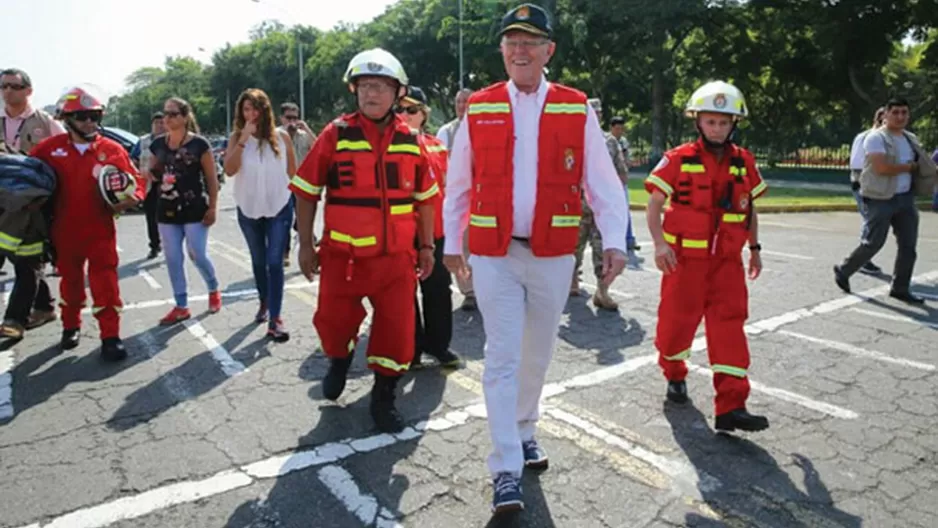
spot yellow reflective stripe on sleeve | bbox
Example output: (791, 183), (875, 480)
(468, 103), (511, 115)
(390, 204), (414, 215)
(662, 231), (708, 249)
(425, 145), (447, 153)
(15, 242), (43, 256)
(290, 175), (322, 196)
(751, 181), (767, 198)
(336, 139), (372, 152)
(329, 230), (377, 247)
(551, 215), (581, 227)
(367, 356), (411, 372)
(413, 182), (439, 201)
(470, 214), (497, 228)
(664, 349), (691, 361)
(543, 103), (587, 115)
(0, 232), (22, 252)
(387, 144), (421, 155)
(712, 364), (747, 378)
(346, 340), (356, 355)
(729, 166), (748, 176)
(680, 164), (705, 174)
(722, 213), (747, 223)
(646, 175), (674, 196)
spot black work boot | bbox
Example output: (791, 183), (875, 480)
(715, 408), (770, 433)
(666, 380), (689, 404)
(322, 352), (354, 400)
(370, 373), (405, 433)
(101, 337), (128, 362)
(61, 329), (80, 351)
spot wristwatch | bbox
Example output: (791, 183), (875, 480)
(749, 243), (762, 252)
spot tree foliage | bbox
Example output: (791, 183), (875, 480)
(105, 0), (938, 162)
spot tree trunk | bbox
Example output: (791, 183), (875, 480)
(651, 65), (665, 161)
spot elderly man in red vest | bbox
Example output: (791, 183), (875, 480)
(443, 3), (629, 514)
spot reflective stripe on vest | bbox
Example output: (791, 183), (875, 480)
(468, 102), (511, 115)
(470, 214), (497, 228)
(680, 163), (705, 173)
(551, 215), (581, 227)
(729, 166), (747, 177)
(543, 103), (587, 115)
(425, 144), (447, 153)
(663, 231), (708, 249)
(723, 213), (746, 223)
(329, 230), (377, 247)
(336, 139), (371, 152)
(387, 143), (421, 156)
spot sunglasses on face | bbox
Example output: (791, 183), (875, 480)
(69, 111), (103, 123)
(395, 106), (421, 115)
(163, 110), (182, 118)
(1, 83), (27, 91)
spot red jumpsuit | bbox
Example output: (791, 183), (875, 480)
(645, 139), (767, 415)
(288, 113), (440, 377)
(30, 134), (143, 339)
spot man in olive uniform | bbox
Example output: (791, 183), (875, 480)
(571, 97), (628, 310)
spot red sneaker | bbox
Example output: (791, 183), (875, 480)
(208, 291), (222, 313)
(159, 307), (191, 326)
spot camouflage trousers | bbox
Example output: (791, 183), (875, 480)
(574, 201), (603, 279)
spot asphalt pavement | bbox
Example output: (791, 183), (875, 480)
(1, 187), (937, 528)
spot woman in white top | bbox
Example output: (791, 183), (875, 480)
(223, 88), (297, 342)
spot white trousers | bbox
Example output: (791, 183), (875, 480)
(470, 240), (574, 478)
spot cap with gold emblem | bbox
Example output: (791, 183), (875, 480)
(499, 3), (553, 39)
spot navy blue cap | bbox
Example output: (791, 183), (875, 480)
(499, 4), (553, 39)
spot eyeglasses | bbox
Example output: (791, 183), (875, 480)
(69, 111), (103, 123)
(502, 38), (549, 50)
(395, 106), (421, 115)
(0, 83), (27, 91)
(357, 81), (395, 95)
(163, 110), (182, 118)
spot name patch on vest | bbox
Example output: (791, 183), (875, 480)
(476, 119), (507, 126)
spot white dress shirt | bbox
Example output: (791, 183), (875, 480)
(443, 78), (629, 255)
(849, 129), (872, 171)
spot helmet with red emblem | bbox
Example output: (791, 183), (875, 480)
(56, 84), (108, 141)
(58, 85), (106, 114)
(96, 165), (137, 210)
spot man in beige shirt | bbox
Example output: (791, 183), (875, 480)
(278, 102), (316, 264)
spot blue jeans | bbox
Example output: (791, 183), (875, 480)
(159, 222), (219, 308)
(237, 202), (293, 322)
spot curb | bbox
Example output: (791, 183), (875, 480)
(629, 202), (935, 214)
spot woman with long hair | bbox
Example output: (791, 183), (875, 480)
(149, 97), (222, 325)
(223, 88), (296, 342)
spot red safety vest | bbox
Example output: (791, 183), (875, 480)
(658, 140), (760, 258)
(419, 133), (447, 240)
(321, 113), (426, 258)
(465, 82), (588, 257)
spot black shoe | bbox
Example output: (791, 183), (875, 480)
(101, 337), (128, 362)
(146, 248), (160, 259)
(859, 262), (882, 275)
(666, 380), (688, 404)
(889, 290), (926, 305)
(428, 349), (463, 369)
(833, 265), (851, 293)
(322, 353), (354, 400)
(714, 408), (769, 432)
(61, 329), (80, 350)
(370, 373), (405, 433)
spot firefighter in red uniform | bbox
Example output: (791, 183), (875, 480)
(645, 80), (770, 433)
(290, 49), (439, 433)
(397, 86), (462, 369)
(30, 86), (144, 360)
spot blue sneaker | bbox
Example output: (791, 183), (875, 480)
(492, 472), (524, 513)
(522, 439), (549, 470)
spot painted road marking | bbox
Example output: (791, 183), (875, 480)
(0, 349), (14, 420)
(138, 269), (162, 289)
(317, 465), (403, 528)
(760, 249), (814, 261)
(778, 330), (935, 371)
(851, 308), (938, 330)
(182, 320), (246, 377)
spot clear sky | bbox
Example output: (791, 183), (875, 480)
(7, 0), (399, 108)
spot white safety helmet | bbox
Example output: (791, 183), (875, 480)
(343, 48), (409, 86)
(685, 81), (748, 120)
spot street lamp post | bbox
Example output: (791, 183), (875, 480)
(198, 47), (232, 137)
(459, 0), (464, 90)
(251, 0), (306, 121)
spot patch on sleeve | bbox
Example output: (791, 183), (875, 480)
(651, 155), (669, 174)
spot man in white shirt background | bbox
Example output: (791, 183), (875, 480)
(442, 3), (628, 514)
(847, 107), (885, 275)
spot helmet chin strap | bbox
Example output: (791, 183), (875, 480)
(65, 117), (99, 142)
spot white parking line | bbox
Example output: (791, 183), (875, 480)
(138, 269), (162, 289)
(778, 330), (936, 371)
(182, 320), (246, 377)
(317, 465), (402, 528)
(912, 291), (938, 301)
(0, 349), (14, 420)
(760, 249), (814, 261)
(112, 282), (316, 313)
(687, 364), (859, 419)
(851, 308), (938, 330)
